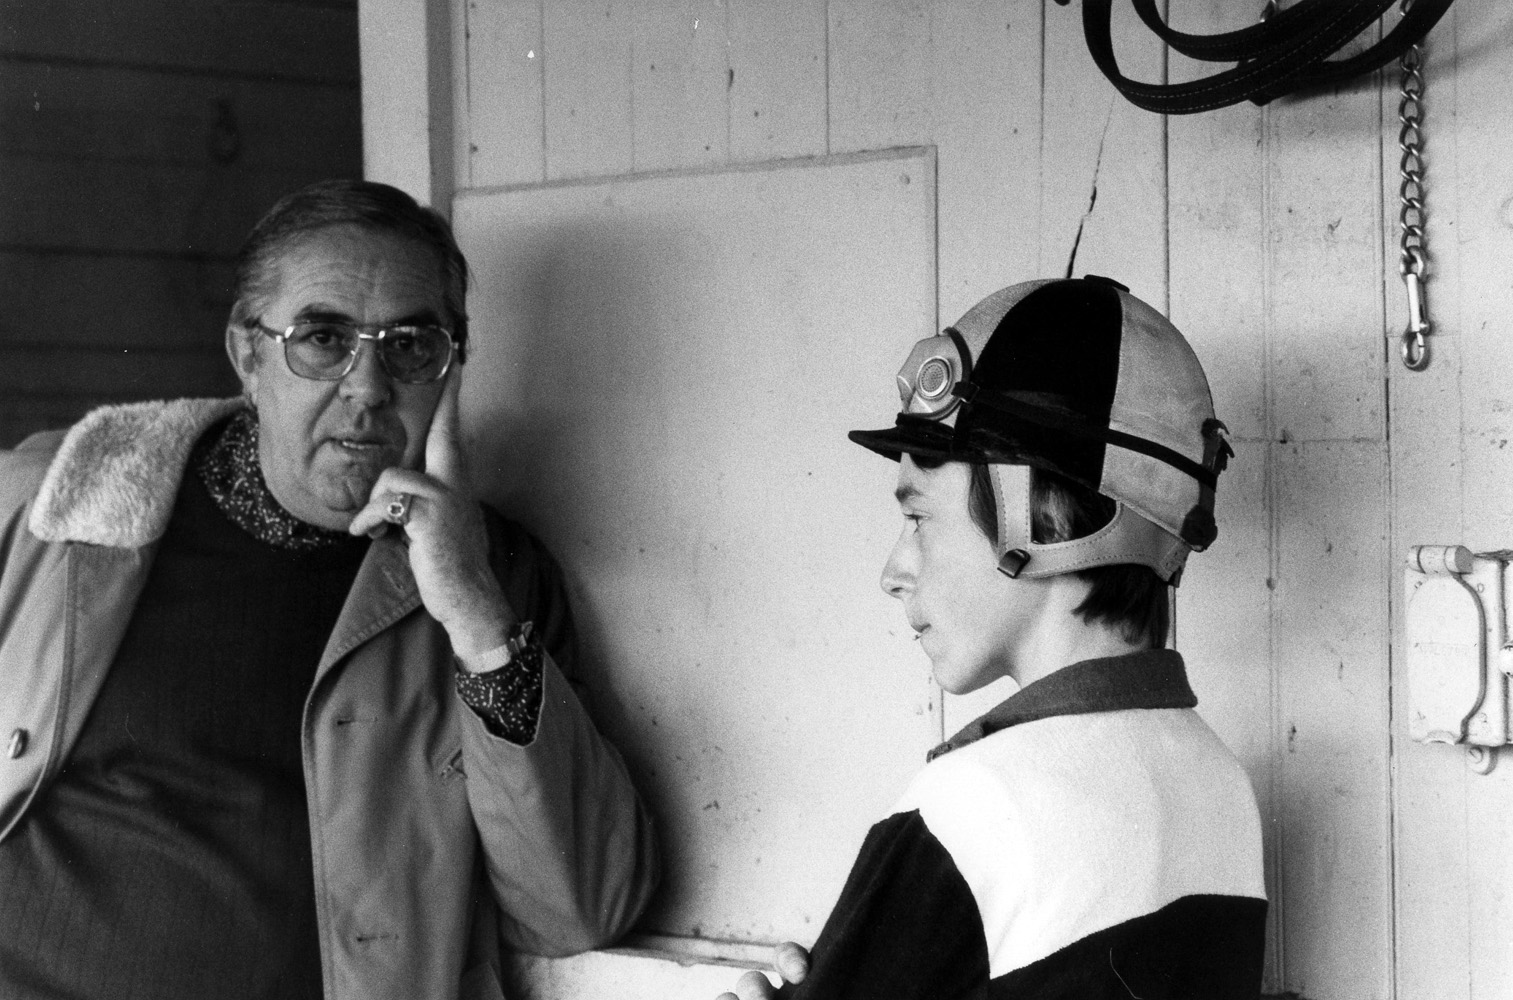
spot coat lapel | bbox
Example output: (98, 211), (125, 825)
(316, 534), (425, 681)
(61, 543), (159, 752)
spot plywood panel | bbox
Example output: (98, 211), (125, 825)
(629, 0), (731, 172)
(726, 0), (827, 163)
(453, 149), (937, 942)
(464, 0), (546, 188)
(0, 0), (358, 85)
(1275, 440), (1392, 999)
(542, 0), (633, 180)
(1039, 0), (1165, 300)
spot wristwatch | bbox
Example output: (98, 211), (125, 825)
(457, 620), (536, 674)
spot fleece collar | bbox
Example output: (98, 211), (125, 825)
(28, 398), (246, 547)
(927, 649), (1197, 761)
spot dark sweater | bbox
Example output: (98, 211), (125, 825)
(0, 461), (367, 999)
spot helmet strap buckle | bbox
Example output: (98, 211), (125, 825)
(998, 549), (1031, 578)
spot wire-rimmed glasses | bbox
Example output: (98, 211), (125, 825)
(250, 319), (457, 384)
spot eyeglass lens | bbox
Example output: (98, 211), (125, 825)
(285, 323), (452, 383)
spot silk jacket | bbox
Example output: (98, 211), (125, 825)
(0, 399), (658, 1000)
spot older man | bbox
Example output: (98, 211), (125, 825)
(0, 181), (657, 999)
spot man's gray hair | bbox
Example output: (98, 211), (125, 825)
(229, 179), (471, 357)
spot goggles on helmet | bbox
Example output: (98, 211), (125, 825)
(895, 329), (972, 420)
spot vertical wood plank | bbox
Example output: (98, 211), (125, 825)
(1384, 8), (1472, 997)
(1422, 8), (1513, 999)
(1167, 13), (1268, 441)
(1038, 0), (1165, 301)
(450, 0), (472, 193)
(1165, 8), (1277, 984)
(359, 0), (453, 206)
(1266, 86), (1385, 444)
(629, 0), (731, 171)
(726, 0), (827, 163)
(930, 0), (1045, 737)
(927, 0), (1042, 326)
(465, 0), (546, 187)
(1178, 440), (1280, 986)
(543, 0), (634, 180)
(826, 1), (931, 155)
(1275, 441), (1392, 1000)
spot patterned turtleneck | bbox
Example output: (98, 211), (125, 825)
(193, 408), (543, 744)
(194, 407), (356, 551)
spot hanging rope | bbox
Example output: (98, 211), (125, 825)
(1055, 0), (1454, 115)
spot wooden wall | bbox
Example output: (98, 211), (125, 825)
(0, 0), (363, 447)
(363, 1), (1513, 996)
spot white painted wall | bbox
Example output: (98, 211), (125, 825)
(360, 1), (1513, 996)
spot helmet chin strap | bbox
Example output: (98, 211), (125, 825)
(988, 464), (1190, 585)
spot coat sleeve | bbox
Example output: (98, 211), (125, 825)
(784, 809), (990, 1000)
(457, 510), (659, 957)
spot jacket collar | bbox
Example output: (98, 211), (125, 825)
(24, 397), (425, 678)
(927, 649), (1197, 761)
(28, 398), (245, 547)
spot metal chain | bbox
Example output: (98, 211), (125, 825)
(1398, 0), (1431, 370)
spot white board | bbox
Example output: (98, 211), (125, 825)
(453, 148), (938, 943)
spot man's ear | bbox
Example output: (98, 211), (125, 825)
(225, 321), (261, 402)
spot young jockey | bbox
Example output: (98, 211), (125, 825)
(726, 276), (1266, 1000)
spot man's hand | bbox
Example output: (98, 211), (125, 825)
(348, 369), (514, 659)
(715, 942), (811, 1000)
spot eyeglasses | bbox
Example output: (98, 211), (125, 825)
(250, 319), (458, 384)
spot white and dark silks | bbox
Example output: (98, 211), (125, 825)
(786, 650), (1267, 999)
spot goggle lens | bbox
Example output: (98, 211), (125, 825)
(895, 332), (969, 418)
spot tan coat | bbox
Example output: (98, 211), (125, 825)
(0, 399), (658, 1000)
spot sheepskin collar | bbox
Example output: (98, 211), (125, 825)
(29, 398), (246, 547)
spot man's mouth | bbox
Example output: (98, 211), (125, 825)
(335, 438), (387, 452)
(912, 624), (930, 641)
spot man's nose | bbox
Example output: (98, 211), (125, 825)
(339, 339), (393, 406)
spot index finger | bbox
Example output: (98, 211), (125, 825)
(424, 365), (465, 487)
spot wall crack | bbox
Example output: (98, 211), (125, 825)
(1065, 102), (1115, 279)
